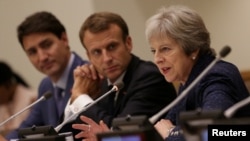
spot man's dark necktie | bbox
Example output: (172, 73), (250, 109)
(54, 86), (64, 116)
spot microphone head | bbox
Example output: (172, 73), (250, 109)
(43, 91), (53, 100)
(113, 82), (124, 91)
(220, 45), (231, 58)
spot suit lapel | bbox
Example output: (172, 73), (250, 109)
(111, 55), (139, 116)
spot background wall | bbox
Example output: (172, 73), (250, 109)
(0, 0), (249, 89)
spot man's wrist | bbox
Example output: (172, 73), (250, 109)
(70, 93), (82, 103)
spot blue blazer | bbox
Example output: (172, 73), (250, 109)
(6, 52), (88, 140)
(166, 53), (250, 141)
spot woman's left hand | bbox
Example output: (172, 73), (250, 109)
(154, 119), (175, 139)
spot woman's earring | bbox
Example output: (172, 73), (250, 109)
(192, 56), (196, 60)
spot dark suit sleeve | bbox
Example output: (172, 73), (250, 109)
(115, 68), (176, 118)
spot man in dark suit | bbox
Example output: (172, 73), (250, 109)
(60, 12), (177, 141)
(5, 11), (89, 140)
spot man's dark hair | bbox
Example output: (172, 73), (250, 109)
(17, 11), (66, 47)
(79, 12), (129, 47)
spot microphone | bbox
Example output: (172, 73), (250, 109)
(0, 91), (52, 127)
(149, 46), (231, 124)
(55, 82), (124, 132)
(224, 96), (250, 118)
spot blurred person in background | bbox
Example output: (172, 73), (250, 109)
(0, 61), (37, 136)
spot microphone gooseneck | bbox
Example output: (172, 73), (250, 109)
(149, 46), (231, 124)
(55, 82), (124, 132)
(224, 96), (250, 118)
(0, 91), (52, 127)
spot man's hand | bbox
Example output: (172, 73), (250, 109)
(72, 115), (110, 141)
(71, 64), (104, 103)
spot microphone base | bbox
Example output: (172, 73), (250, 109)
(97, 115), (164, 141)
(18, 135), (67, 141)
(16, 125), (73, 141)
